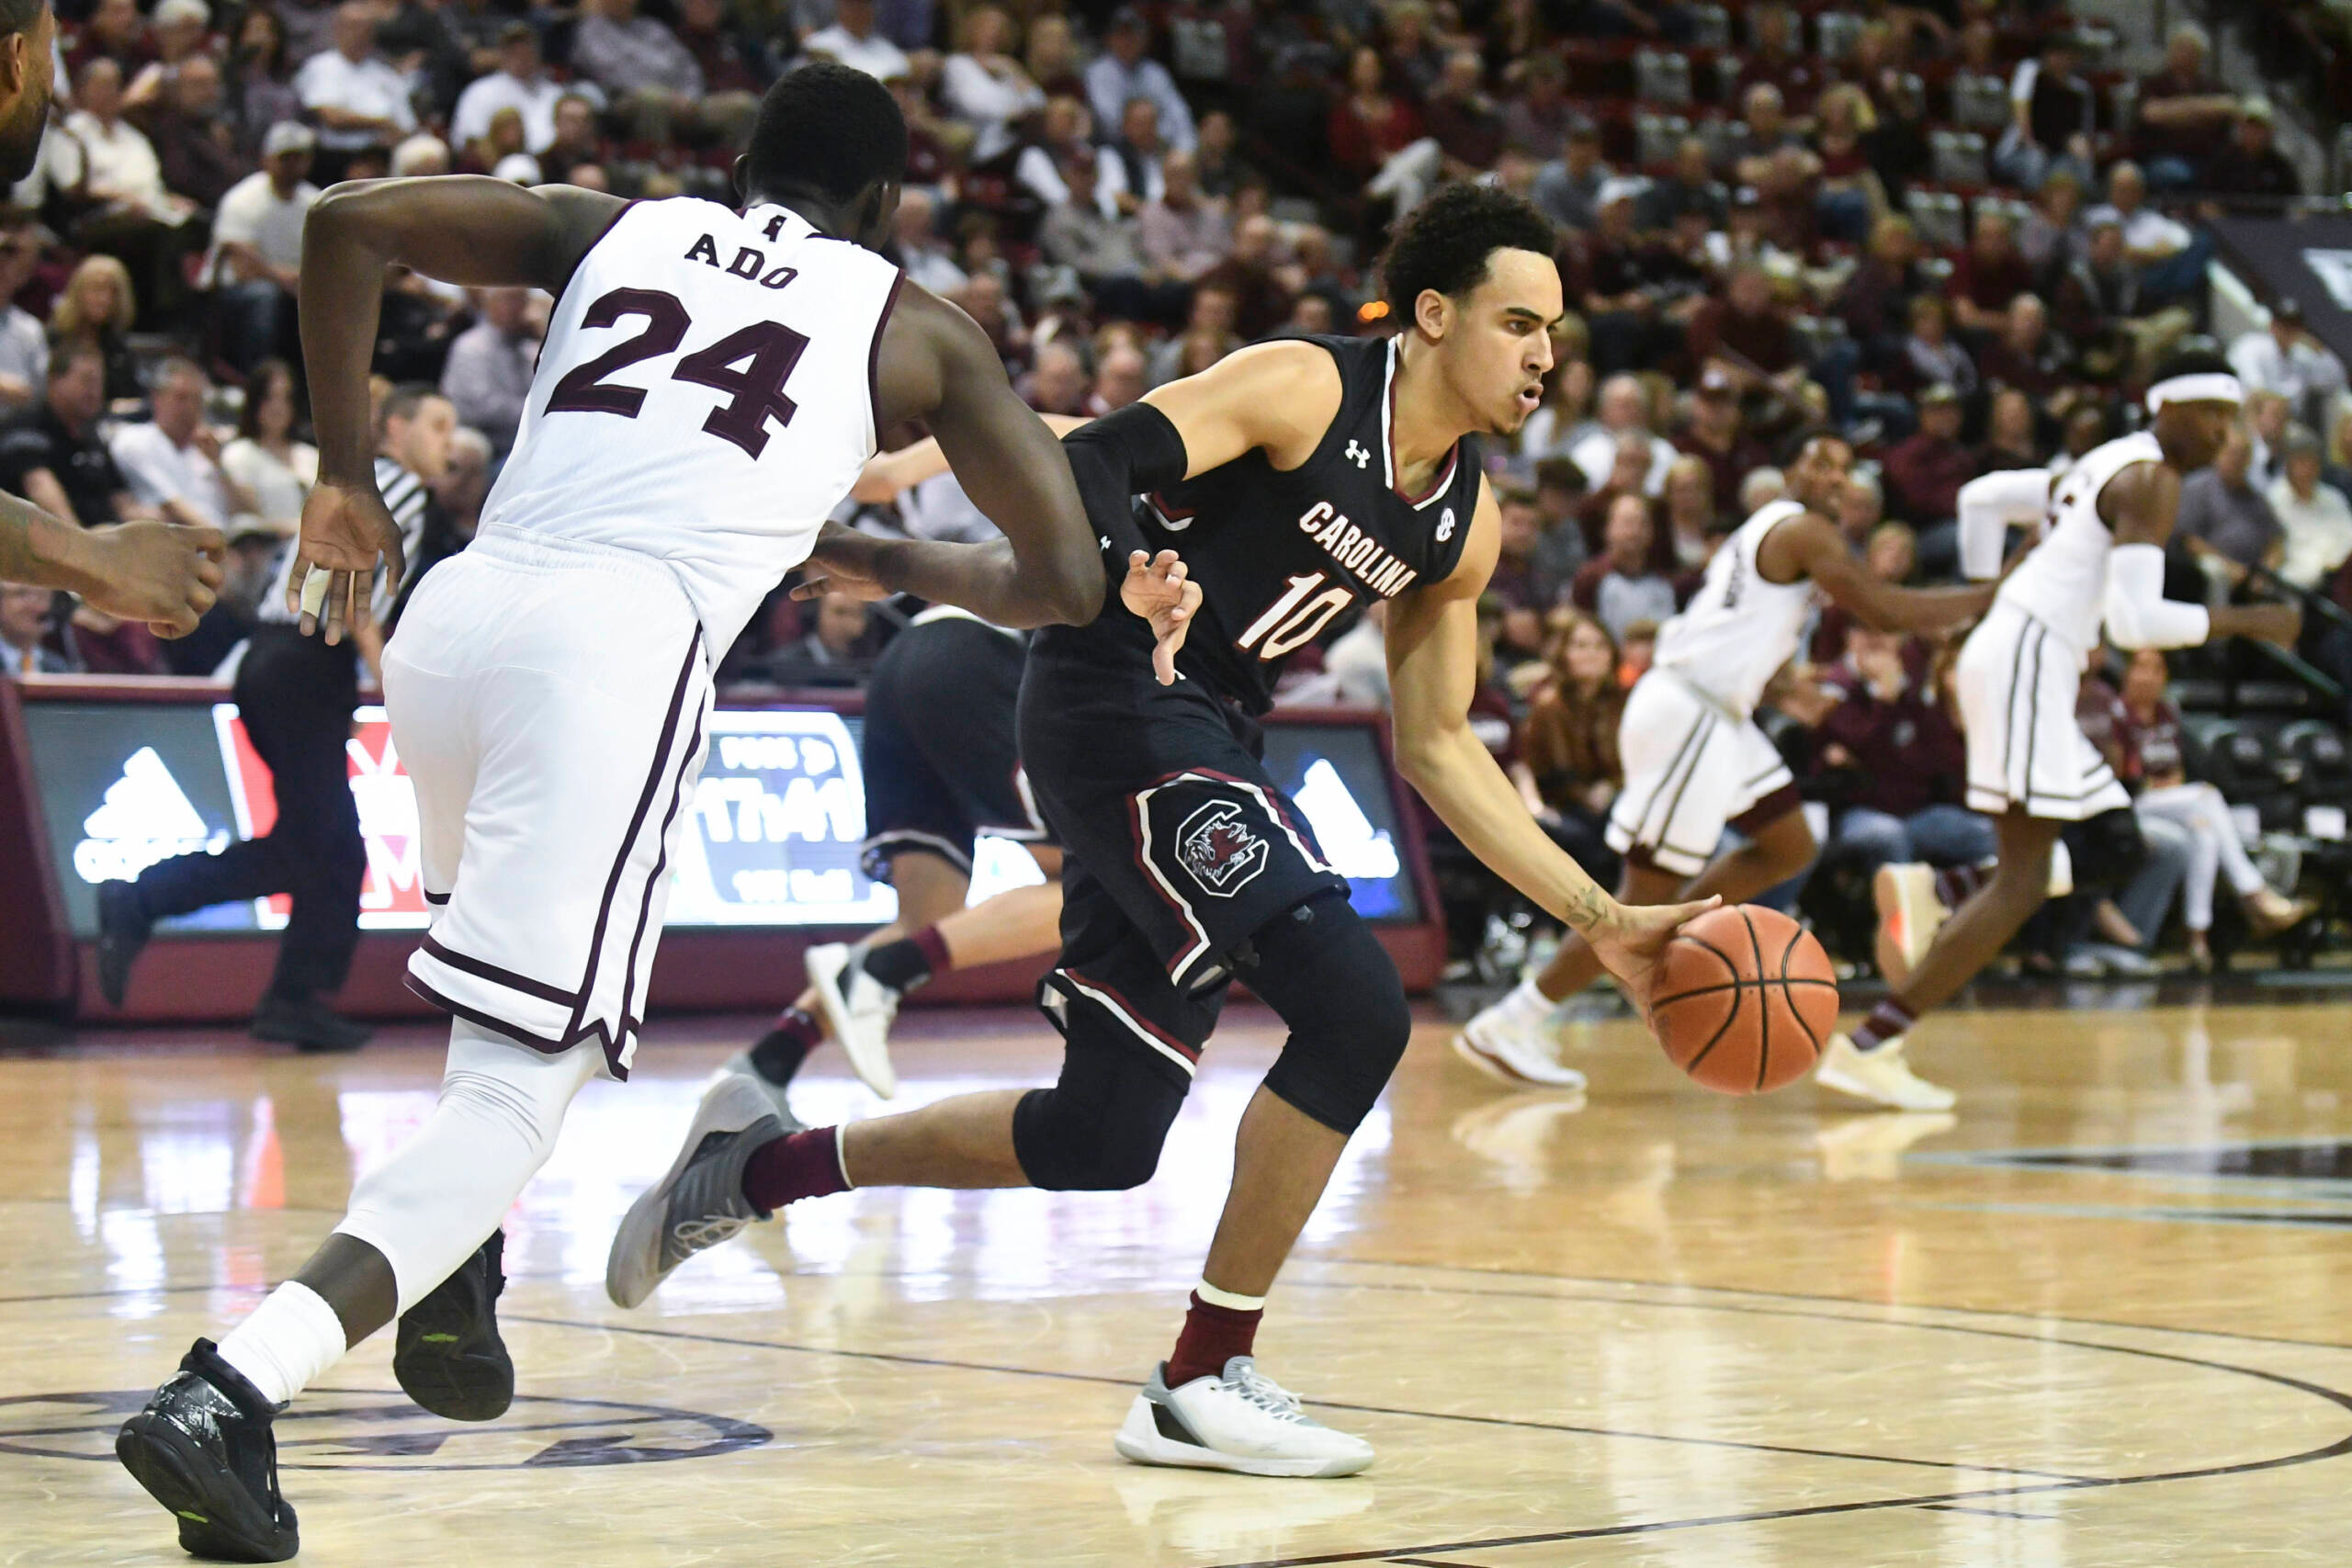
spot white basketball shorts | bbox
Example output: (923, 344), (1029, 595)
(383, 525), (714, 1079)
(1956, 601), (2130, 822)
(1605, 669), (1797, 878)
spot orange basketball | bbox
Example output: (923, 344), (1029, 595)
(1650, 905), (1838, 1095)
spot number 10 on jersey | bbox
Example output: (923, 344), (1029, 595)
(1238, 572), (1355, 661)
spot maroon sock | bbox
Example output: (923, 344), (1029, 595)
(747, 1007), (822, 1084)
(861, 925), (952, 992)
(1935, 864), (1990, 910)
(1851, 998), (1917, 1055)
(1165, 1292), (1263, 1389)
(740, 1126), (850, 1214)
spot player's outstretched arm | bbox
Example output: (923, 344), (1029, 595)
(1780, 511), (1996, 635)
(856, 287), (1102, 627)
(0, 494), (223, 636)
(2103, 461), (2299, 649)
(1385, 480), (1714, 1016)
(849, 414), (1091, 503)
(1136, 339), (1342, 479)
(292, 176), (624, 641)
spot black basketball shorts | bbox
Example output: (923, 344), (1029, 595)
(859, 611), (1054, 882)
(1017, 643), (1349, 1079)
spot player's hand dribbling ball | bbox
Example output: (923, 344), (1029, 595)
(1650, 905), (1838, 1094)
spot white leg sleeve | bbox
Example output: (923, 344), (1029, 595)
(334, 1019), (604, 1314)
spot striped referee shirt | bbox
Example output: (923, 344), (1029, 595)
(257, 457), (430, 627)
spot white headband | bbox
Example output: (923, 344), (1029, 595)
(2145, 372), (2244, 412)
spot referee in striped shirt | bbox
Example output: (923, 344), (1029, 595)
(98, 386), (454, 1049)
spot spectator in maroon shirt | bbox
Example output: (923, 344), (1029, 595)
(1815, 626), (1994, 881)
(1326, 45), (1420, 185)
(1735, 3), (1822, 115)
(1688, 264), (1806, 402)
(2199, 98), (2301, 206)
(1421, 49), (1502, 175)
(1674, 367), (1768, 520)
(1951, 208), (2036, 336)
(1500, 52), (1574, 158)
(677, 0), (762, 96)
(1883, 384), (1979, 526)
(1193, 213), (1293, 339)
(1974, 292), (2075, 401)
(2134, 22), (2238, 191)
(1977, 386), (2045, 472)
(1837, 214), (1927, 367)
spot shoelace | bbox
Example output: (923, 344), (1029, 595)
(672, 1213), (749, 1251)
(1226, 1367), (1308, 1424)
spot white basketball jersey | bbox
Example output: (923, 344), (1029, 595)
(1997, 432), (2161, 654)
(1652, 498), (1815, 716)
(482, 197), (904, 649)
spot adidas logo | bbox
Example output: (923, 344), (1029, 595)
(73, 747), (225, 885)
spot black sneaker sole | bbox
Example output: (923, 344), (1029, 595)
(116, 1413), (299, 1563)
(394, 1304), (514, 1423)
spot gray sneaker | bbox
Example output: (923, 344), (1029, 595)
(605, 1076), (785, 1309)
(716, 1049), (807, 1134)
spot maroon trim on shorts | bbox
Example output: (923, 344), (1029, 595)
(1727, 783), (1804, 839)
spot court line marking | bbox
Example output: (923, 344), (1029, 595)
(498, 1314), (2091, 1483)
(1915, 1503), (2056, 1520)
(1327, 1256), (2352, 1355)
(518, 1284), (2352, 1568)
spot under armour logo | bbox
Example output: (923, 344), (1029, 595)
(1100, 535), (1113, 551)
(1344, 440), (1370, 469)
(1436, 507), (1456, 542)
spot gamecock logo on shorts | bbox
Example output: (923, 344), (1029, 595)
(1176, 800), (1270, 897)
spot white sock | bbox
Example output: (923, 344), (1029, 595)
(218, 1280), (347, 1406)
(1500, 976), (1555, 1022)
(1195, 1278), (1267, 1312)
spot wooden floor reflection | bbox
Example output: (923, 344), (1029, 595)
(6, 996), (2352, 1565)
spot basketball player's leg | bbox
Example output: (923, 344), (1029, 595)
(118, 556), (712, 1559)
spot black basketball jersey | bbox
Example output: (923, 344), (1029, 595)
(1035, 333), (1483, 714)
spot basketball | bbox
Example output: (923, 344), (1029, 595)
(1651, 905), (1838, 1095)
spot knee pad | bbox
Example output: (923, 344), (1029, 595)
(1012, 1029), (1188, 1191)
(2065, 808), (2146, 895)
(1245, 894), (1411, 1135)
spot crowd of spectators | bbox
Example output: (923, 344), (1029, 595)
(1, 0), (2347, 969)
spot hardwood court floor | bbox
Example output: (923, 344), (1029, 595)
(5, 994), (2352, 1565)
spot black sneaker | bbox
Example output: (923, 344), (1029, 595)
(395, 1230), (514, 1422)
(251, 994), (373, 1053)
(116, 1338), (299, 1563)
(605, 1075), (784, 1308)
(96, 880), (153, 1008)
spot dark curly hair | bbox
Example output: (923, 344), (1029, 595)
(1378, 184), (1558, 316)
(744, 61), (909, 207)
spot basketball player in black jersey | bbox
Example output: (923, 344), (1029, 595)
(613, 185), (1715, 1477)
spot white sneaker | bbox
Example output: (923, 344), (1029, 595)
(1454, 993), (1589, 1091)
(1814, 1031), (1956, 1111)
(1114, 1358), (1373, 1479)
(1871, 863), (1945, 989)
(804, 942), (899, 1099)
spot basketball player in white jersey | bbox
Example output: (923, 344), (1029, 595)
(113, 64), (1196, 1562)
(1816, 352), (2299, 1109)
(1460, 434), (1997, 1083)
